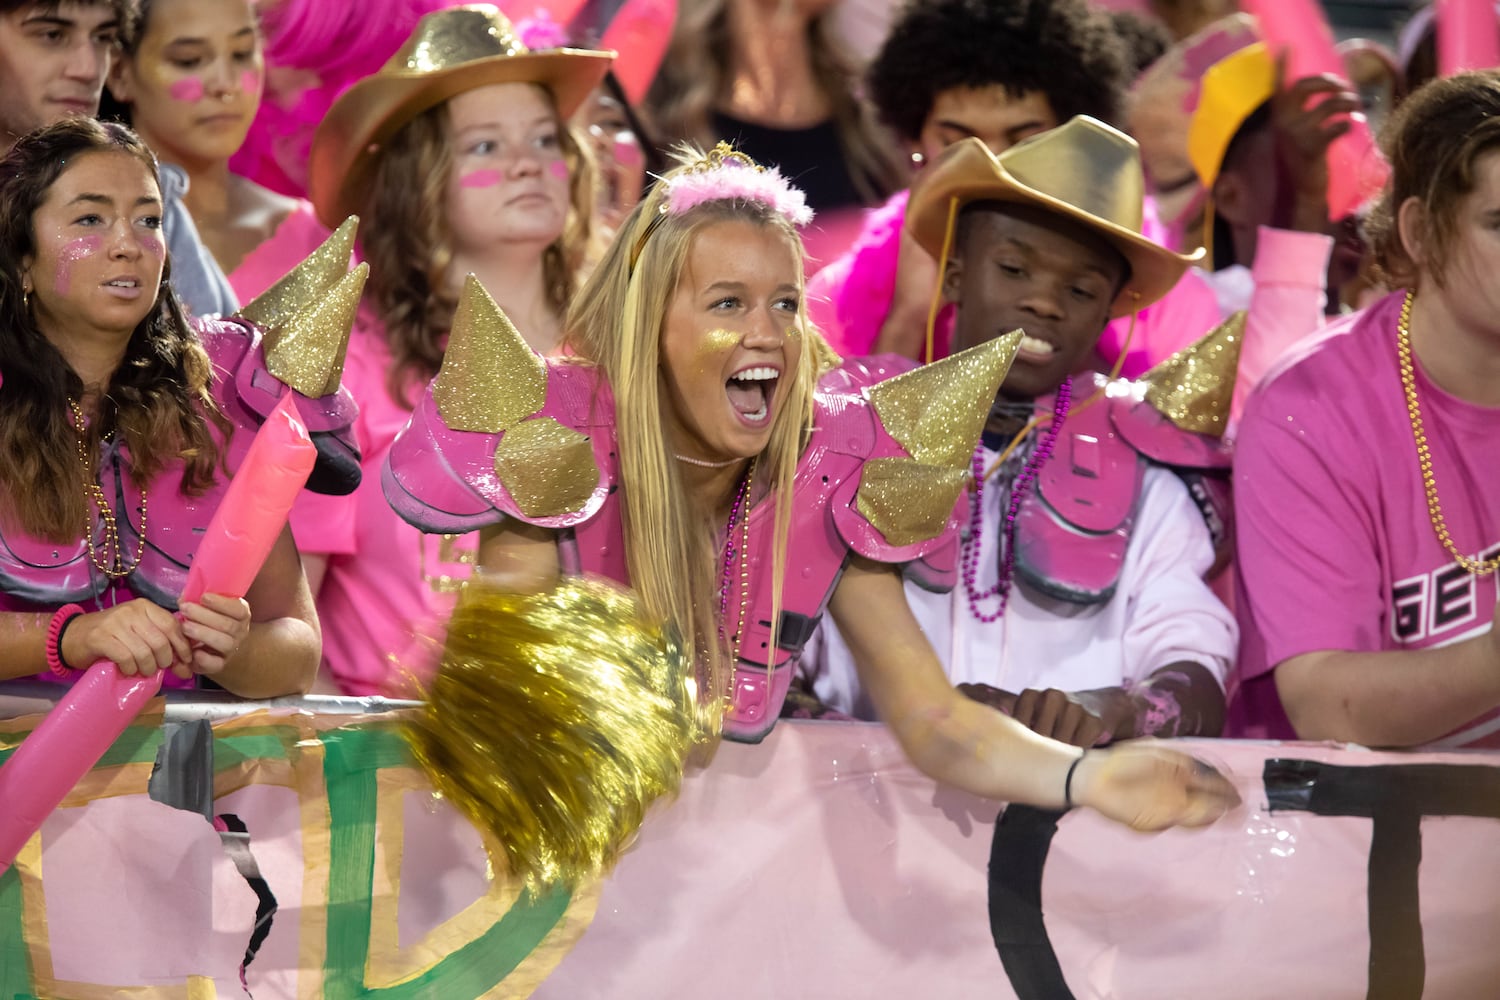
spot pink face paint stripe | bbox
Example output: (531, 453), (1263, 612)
(459, 169), (503, 189)
(611, 139), (644, 167)
(548, 160), (570, 181)
(54, 236), (103, 295)
(239, 70), (259, 95)
(167, 77), (205, 103)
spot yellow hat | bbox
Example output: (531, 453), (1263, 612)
(309, 4), (615, 228)
(1187, 42), (1275, 189)
(907, 118), (1204, 318)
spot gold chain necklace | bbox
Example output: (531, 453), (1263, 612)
(69, 399), (148, 579)
(1395, 290), (1499, 577)
(725, 458), (755, 665)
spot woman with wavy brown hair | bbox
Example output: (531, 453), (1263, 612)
(645, 0), (903, 218)
(0, 118), (319, 697)
(298, 5), (611, 696)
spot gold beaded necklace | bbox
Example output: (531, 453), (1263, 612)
(724, 458), (755, 667)
(1395, 290), (1500, 577)
(69, 399), (148, 579)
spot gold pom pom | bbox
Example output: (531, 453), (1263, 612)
(404, 577), (710, 891)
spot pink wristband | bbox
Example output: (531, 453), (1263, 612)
(45, 603), (85, 678)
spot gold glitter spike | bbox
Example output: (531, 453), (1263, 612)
(433, 275), (547, 433)
(1141, 311), (1245, 437)
(238, 216), (358, 332)
(867, 330), (1022, 468)
(855, 458), (969, 547)
(494, 417), (599, 518)
(263, 262), (367, 398)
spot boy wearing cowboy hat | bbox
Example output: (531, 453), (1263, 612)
(806, 119), (1235, 747)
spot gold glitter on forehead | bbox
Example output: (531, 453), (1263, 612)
(866, 331), (1022, 469)
(855, 459), (968, 547)
(494, 417), (599, 517)
(400, 5), (525, 73)
(433, 275), (547, 433)
(1141, 311), (1245, 438)
(238, 217), (363, 398)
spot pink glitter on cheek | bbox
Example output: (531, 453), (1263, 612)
(139, 234), (165, 259)
(167, 77), (205, 103)
(548, 160), (570, 181)
(53, 236), (103, 295)
(459, 169), (502, 189)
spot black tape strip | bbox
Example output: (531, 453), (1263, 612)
(987, 805), (1075, 1000)
(1265, 758), (1500, 819)
(1367, 811), (1423, 1000)
(1264, 758), (1500, 1000)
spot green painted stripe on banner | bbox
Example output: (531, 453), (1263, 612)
(0, 865), (34, 999)
(319, 724), (574, 998)
(322, 726), (388, 1000)
(368, 886), (571, 999)
(214, 729), (298, 770)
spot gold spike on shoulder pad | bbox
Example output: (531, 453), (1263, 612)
(866, 331), (1022, 469)
(857, 331), (1021, 547)
(238, 216), (358, 331)
(238, 216), (363, 398)
(493, 417), (599, 518)
(855, 459), (969, 548)
(433, 276), (547, 433)
(262, 262), (367, 398)
(1142, 311), (1245, 438)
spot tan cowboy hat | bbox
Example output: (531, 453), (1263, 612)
(907, 117), (1204, 317)
(309, 4), (615, 228)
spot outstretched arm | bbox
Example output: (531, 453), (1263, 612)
(828, 556), (1238, 829)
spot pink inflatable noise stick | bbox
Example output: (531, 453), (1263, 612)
(1438, 0), (1500, 75)
(0, 391), (316, 872)
(1238, 0), (1391, 219)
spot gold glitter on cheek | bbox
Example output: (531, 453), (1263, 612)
(697, 328), (741, 359)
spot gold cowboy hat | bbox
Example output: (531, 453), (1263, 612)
(907, 117), (1204, 317)
(309, 4), (615, 228)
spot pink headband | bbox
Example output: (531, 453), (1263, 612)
(629, 142), (813, 271)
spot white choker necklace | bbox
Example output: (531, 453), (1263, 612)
(674, 453), (740, 468)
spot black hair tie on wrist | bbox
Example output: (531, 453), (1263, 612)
(1064, 750), (1087, 810)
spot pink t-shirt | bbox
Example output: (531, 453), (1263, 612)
(297, 316), (475, 696)
(1228, 291), (1500, 747)
(226, 199), (329, 304)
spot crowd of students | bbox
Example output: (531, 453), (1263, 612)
(0, 0), (1496, 841)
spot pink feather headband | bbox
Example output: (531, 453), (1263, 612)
(629, 142), (814, 271)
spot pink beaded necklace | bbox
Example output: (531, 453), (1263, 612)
(961, 378), (1072, 622)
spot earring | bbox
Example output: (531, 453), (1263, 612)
(910, 151), (925, 167)
(21, 288), (29, 311)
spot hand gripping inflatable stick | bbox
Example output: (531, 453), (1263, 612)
(0, 391), (316, 872)
(1238, 0), (1390, 219)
